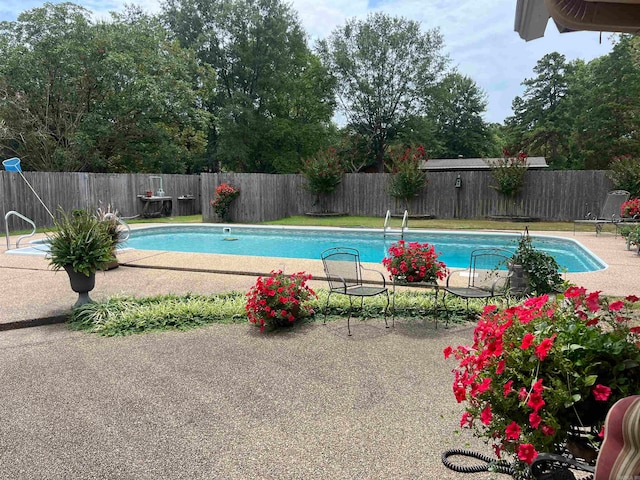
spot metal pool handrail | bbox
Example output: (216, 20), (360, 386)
(5, 211), (37, 249)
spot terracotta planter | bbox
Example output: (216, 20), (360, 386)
(63, 265), (96, 307)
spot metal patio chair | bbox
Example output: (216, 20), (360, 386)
(573, 190), (630, 235)
(442, 248), (513, 321)
(321, 247), (389, 336)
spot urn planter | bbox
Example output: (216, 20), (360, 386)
(63, 265), (96, 307)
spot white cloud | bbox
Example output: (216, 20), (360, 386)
(0, 0), (617, 124)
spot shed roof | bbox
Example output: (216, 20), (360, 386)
(418, 157), (548, 171)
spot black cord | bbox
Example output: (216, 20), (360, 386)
(441, 448), (515, 476)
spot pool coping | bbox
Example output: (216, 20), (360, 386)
(1, 224), (638, 327)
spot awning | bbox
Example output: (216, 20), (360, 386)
(515, 0), (640, 41)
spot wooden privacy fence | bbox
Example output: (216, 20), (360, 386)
(1, 170), (613, 230)
(202, 170), (614, 223)
(1, 172), (201, 230)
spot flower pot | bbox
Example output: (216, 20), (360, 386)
(63, 265), (96, 307)
(509, 263), (528, 296)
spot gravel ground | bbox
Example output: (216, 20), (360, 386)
(0, 319), (501, 480)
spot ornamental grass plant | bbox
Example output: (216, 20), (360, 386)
(445, 287), (640, 472)
(382, 240), (448, 283)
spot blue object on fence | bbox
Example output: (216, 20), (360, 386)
(2, 157), (22, 172)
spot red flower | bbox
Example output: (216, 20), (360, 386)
(443, 346), (453, 359)
(520, 332), (535, 350)
(609, 300), (624, 312)
(505, 421), (521, 440)
(529, 413), (542, 429)
(503, 380), (514, 398)
(480, 405), (492, 425)
(460, 411), (473, 428)
(625, 295), (639, 303)
(517, 443), (538, 464)
(534, 334), (556, 361)
(592, 384), (612, 402)
(541, 425), (555, 436)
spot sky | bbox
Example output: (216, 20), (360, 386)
(0, 0), (616, 125)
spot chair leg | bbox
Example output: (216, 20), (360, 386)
(323, 291), (332, 325)
(384, 291), (390, 329)
(347, 296), (353, 336)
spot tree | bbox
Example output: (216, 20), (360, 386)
(0, 4), (214, 172)
(572, 35), (640, 169)
(317, 12), (448, 172)
(430, 72), (494, 158)
(162, 0), (335, 173)
(504, 53), (573, 169)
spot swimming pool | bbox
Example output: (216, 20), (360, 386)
(122, 225), (606, 273)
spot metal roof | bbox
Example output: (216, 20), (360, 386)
(418, 157), (548, 171)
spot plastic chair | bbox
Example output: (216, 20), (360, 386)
(321, 247), (389, 336)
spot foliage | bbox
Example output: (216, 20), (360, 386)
(317, 12), (448, 172)
(621, 198), (640, 218)
(511, 233), (563, 295)
(210, 183), (240, 220)
(163, 0), (335, 173)
(504, 53), (573, 169)
(430, 72), (494, 158)
(386, 144), (428, 210)
(487, 149), (528, 198)
(608, 155), (640, 198)
(302, 148), (345, 205)
(382, 240), (448, 283)
(245, 270), (317, 331)
(445, 288), (640, 469)
(619, 224), (640, 249)
(47, 209), (118, 276)
(0, 3), (213, 173)
(69, 293), (247, 335)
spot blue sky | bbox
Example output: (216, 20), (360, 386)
(1, 0), (615, 124)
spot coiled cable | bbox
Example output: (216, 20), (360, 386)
(441, 448), (516, 476)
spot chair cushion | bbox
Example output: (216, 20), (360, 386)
(595, 395), (640, 480)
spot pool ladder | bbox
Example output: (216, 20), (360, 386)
(384, 210), (408, 239)
(4, 211), (37, 249)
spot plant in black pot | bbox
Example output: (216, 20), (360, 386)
(510, 230), (564, 296)
(47, 209), (119, 307)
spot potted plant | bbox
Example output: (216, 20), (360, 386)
(444, 287), (640, 474)
(47, 209), (119, 307)
(245, 270), (317, 332)
(510, 231), (563, 296)
(621, 198), (640, 218)
(382, 240), (448, 284)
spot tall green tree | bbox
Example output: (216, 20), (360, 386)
(162, 0), (335, 173)
(572, 35), (640, 169)
(0, 3), (213, 172)
(317, 12), (448, 172)
(505, 52), (573, 169)
(430, 72), (494, 158)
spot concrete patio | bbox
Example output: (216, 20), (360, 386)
(0, 226), (638, 479)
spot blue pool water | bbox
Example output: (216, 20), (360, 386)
(123, 225), (606, 273)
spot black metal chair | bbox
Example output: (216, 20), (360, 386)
(442, 248), (513, 321)
(321, 247), (389, 336)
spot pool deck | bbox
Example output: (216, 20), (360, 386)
(1, 225), (639, 328)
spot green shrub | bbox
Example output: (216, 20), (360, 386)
(607, 154), (640, 198)
(386, 145), (428, 212)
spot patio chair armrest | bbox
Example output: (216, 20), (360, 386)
(360, 265), (386, 287)
(445, 268), (470, 288)
(490, 269), (513, 295)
